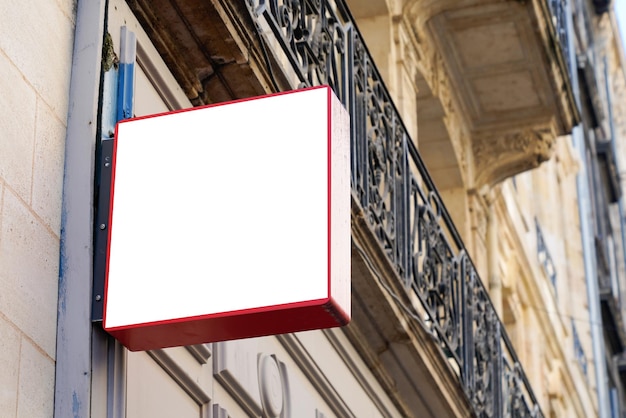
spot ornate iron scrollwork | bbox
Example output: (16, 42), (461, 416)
(251, 0), (349, 100)
(410, 190), (461, 362)
(549, 0), (572, 75)
(502, 361), (544, 418)
(245, 0), (546, 416)
(463, 256), (499, 418)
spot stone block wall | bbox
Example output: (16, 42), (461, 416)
(0, 0), (75, 415)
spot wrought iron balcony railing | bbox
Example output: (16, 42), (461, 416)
(549, 0), (572, 75)
(245, 0), (544, 416)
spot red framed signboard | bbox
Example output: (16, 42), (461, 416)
(103, 86), (351, 351)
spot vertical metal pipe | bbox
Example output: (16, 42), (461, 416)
(54, 0), (108, 416)
(573, 124), (611, 418)
(566, 0), (610, 414)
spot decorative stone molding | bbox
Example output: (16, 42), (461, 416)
(473, 127), (556, 187)
(214, 340), (264, 416)
(392, 0), (578, 190)
(258, 354), (290, 418)
(147, 345), (213, 405)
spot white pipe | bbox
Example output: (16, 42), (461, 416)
(573, 124), (611, 418)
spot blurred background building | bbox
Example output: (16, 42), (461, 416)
(1, 0), (626, 417)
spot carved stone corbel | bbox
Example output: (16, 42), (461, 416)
(472, 127), (557, 187)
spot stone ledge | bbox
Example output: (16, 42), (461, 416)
(346, 194), (474, 418)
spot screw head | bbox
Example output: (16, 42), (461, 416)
(100, 224), (106, 230)
(95, 295), (102, 301)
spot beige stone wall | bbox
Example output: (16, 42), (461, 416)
(498, 139), (595, 417)
(0, 0), (75, 415)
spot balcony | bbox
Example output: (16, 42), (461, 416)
(125, 0), (546, 416)
(393, 0), (580, 189)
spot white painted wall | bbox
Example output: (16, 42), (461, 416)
(0, 0), (75, 415)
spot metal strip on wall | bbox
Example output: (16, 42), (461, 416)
(93, 26), (136, 322)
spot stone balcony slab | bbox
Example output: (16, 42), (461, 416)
(405, 0), (579, 187)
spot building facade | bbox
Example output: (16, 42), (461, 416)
(1, 0), (626, 417)
(0, 0), (75, 415)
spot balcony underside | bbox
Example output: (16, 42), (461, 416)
(126, 0), (269, 104)
(129, 0), (579, 191)
(403, 0), (579, 188)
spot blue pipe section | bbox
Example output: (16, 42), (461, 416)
(567, 3), (610, 414)
(116, 26), (136, 122)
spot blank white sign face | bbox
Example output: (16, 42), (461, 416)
(103, 86), (350, 348)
